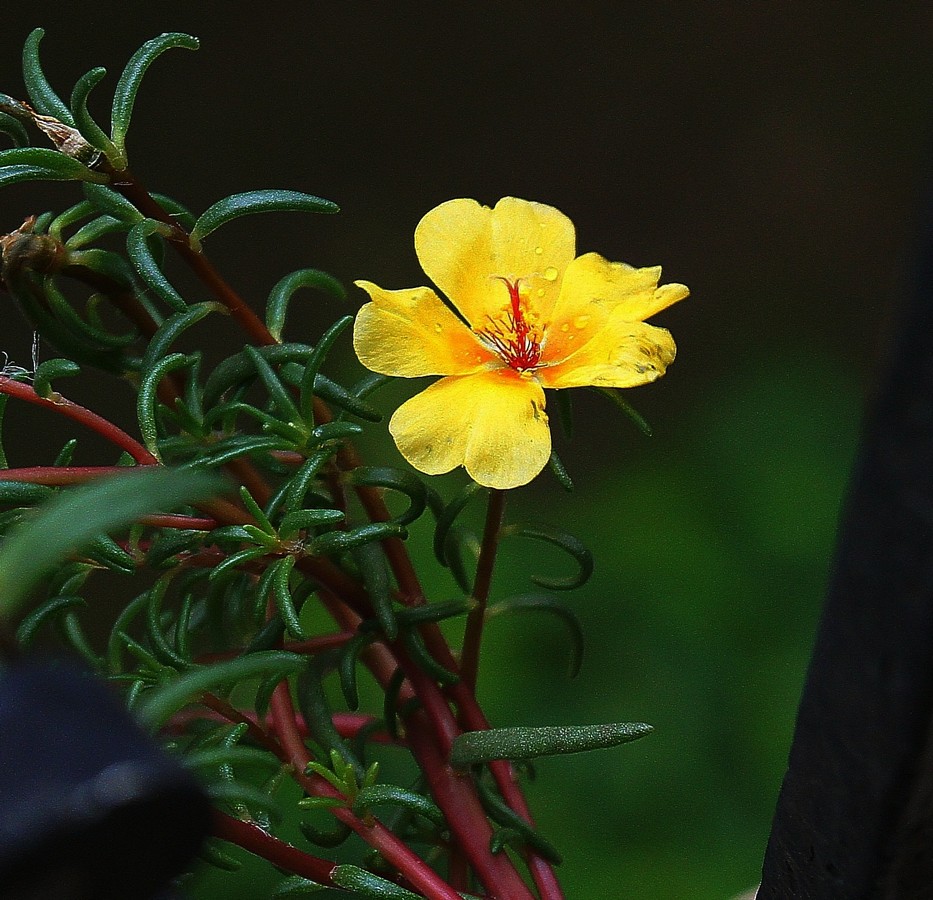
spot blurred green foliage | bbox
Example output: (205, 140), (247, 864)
(188, 351), (859, 899)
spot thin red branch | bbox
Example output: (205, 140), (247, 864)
(0, 378), (157, 464)
(460, 489), (505, 692)
(211, 811), (337, 885)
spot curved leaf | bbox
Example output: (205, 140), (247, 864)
(347, 466), (427, 528)
(127, 219), (187, 311)
(137, 649), (306, 729)
(191, 190), (339, 243)
(487, 594), (584, 678)
(0, 147), (107, 184)
(83, 182), (145, 222)
(0, 467), (220, 621)
(70, 67), (118, 158)
(110, 33), (200, 168)
(298, 315), (353, 423)
(352, 784), (445, 827)
(0, 112), (29, 148)
(32, 358), (81, 399)
(500, 524), (594, 590)
(330, 865), (421, 899)
(137, 352), (197, 457)
(266, 268), (346, 342)
(22, 29), (74, 124)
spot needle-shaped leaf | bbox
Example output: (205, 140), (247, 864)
(190, 190), (339, 243)
(70, 67), (118, 158)
(0, 112), (29, 148)
(110, 33), (200, 168)
(0, 147), (108, 184)
(137, 650), (306, 729)
(0, 467), (220, 622)
(22, 29), (74, 124)
(266, 268), (346, 342)
(451, 722), (654, 768)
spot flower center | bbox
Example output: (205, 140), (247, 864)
(477, 278), (543, 372)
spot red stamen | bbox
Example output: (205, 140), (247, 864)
(480, 279), (542, 371)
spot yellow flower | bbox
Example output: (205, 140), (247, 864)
(353, 197), (688, 490)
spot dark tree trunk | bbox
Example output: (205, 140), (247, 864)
(759, 186), (933, 898)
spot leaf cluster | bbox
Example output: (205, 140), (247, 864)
(0, 30), (653, 900)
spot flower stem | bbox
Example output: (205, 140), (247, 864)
(460, 489), (506, 692)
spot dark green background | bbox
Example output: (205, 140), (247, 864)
(3, 3), (933, 897)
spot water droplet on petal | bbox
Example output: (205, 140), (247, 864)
(536, 288), (545, 297)
(433, 323), (443, 333)
(534, 246), (544, 255)
(560, 323), (570, 332)
(574, 315), (590, 329)
(544, 267), (559, 281)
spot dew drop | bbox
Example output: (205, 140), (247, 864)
(433, 322), (443, 333)
(534, 246), (544, 255)
(544, 266), (559, 281)
(574, 315), (590, 329)
(560, 323), (570, 332)
(536, 288), (546, 297)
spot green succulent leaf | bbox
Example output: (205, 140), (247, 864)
(190, 190), (339, 243)
(0, 467), (220, 622)
(82, 182), (145, 223)
(451, 722), (654, 768)
(127, 219), (187, 311)
(32, 358), (81, 399)
(592, 386), (653, 437)
(137, 649), (306, 729)
(271, 875), (327, 897)
(0, 147), (108, 185)
(0, 112), (30, 148)
(486, 594), (584, 678)
(267, 268), (346, 342)
(500, 524), (594, 591)
(22, 29), (74, 124)
(15, 594), (86, 646)
(352, 785), (446, 827)
(110, 33), (200, 168)
(70, 67), (118, 158)
(330, 865), (421, 899)
(346, 466), (427, 528)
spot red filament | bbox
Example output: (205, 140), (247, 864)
(479, 279), (542, 371)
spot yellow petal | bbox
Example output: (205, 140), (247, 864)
(543, 253), (689, 365)
(539, 312), (676, 389)
(389, 370), (551, 489)
(414, 197), (575, 328)
(353, 280), (495, 377)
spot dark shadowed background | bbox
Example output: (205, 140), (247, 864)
(2, 3), (933, 897)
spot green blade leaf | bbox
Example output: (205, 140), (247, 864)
(451, 722), (654, 768)
(191, 190), (339, 243)
(127, 219), (187, 311)
(500, 524), (594, 590)
(330, 865), (421, 899)
(0, 112), (30, 148)
(69, 66), (119, 159)
(0, 467), (221, 621)
(266, 268), (345, 342)
(487, 593), (585, 678)
(22, 29), (74, 124)
(0, 147), (107, 183)
(137, 650), (306, 730)
(110, 33), (200, 168)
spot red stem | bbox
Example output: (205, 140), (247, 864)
(212, 811), (337, 884)
(268, 682), (465, 900)
(0, 378), (157, 464)
(460, 489), (506, 692)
